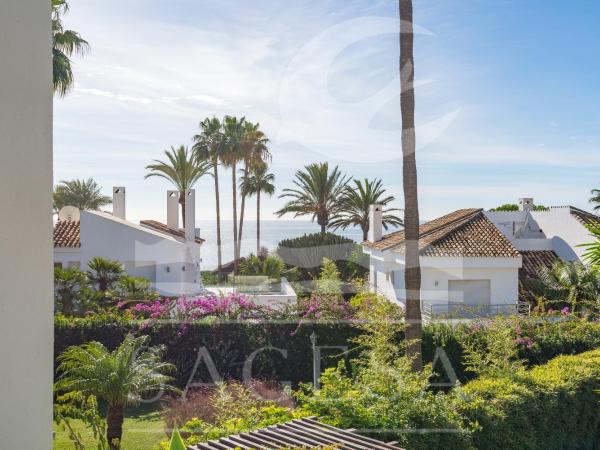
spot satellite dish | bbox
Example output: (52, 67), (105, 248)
(58, 206), (80, 222)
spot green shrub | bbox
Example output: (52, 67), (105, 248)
(455, 349), (600, 449)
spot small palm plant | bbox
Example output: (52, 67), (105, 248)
(53, 178), (111, 213)
(536, 260), (600, 313)
(87, 257), (124, 293)
(276, 162), (350, 234)
(54, 267), (89, 315)
(55, 334), (176, 449)
(580, 225), (600, 268)
(329, 178), (403, 241)
(145, 145), (211, 227)
(589, 187), (600, 213)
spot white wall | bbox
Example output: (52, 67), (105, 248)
(0, 0), (53, 447)
(531, 208), (594, 261)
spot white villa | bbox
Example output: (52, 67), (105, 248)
(362, 198), (600, 317)
(53, 187), (205, 296)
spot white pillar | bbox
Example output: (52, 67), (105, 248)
(112, 186), (126, 219)
(368, 204), (383, 242)
(184, 189), (196, 241)
(167, 190), (179, 229)
(0, 0), (53, 448)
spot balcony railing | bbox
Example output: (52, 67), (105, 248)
(422, 301), (531, 319)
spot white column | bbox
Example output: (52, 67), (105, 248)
(112, 186), (126, 219)
(368, 204), (383, 242)
(0, 0), (53, 448)
(167, 190), (179, 229)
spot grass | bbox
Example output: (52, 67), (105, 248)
(53, 404), (166, 450)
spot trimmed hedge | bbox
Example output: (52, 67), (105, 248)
(54, 316), (600, 388)
(457, 349), (600, 449)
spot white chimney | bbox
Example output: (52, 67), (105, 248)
(167, 190), (179, 230)
(112, 187), (126, 219)
(368, 204), (383, 242)
(519, 197), (534, 212)
(184, 189), (195, 241)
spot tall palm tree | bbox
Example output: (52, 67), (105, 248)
(53, 178), (112, 213)
(240, 163), (276, 254)
(536, 260), (600, 313)
(400, 0), (423, 371)
(87, 257), (124, 293)
(237, 122), (271, 259)
(221, 116), (247, 270)
(55, 334), (175, 449)
(330, 178), (403, 241)
(276, 162), (350, 234)
(589, 187), (600, 213)
(193, 117), (226, 279)
(52, 0), (89, 97)
(145, 145), (211, 227)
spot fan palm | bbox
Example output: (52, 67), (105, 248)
(400, 0), (423, 371)
(221, 116), (247, 269)
(87, 257), (124, 293)
(52, 0), (89, 97)
(276, 162), (350, 234)
(55, 334), (175, 449)
(54, 267), (88, 316)
(237, 122), (271, 260)
(590, 187), (600, 213)
(536, 260), (600, 313)
(240, 163), (276, 254)
(53, 178), (112, 212)
(145, 145), (211, 227)
(193, 117), (226, 278)
(330, 178), (403, 241)
(581, 225), (600, 268)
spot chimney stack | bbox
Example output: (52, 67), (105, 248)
(368, 204), (383, 242)
(184, 189), (195, 241)
(167, 190), (179, 230)
(112, 187), (126, 220)
(519, 197), (534, 212)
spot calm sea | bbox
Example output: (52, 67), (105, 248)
(197, 220), (364, 269)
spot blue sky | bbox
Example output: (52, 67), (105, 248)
(54, 0), (600, 223)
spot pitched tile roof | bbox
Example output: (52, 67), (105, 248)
(187, 417), (403, 449)
(140, 220), (205, 244)
(363, 208), (520, 258)
(518, 250), (560, 303)
(569, 206), (600, 228)
(53, 220), (81, 248)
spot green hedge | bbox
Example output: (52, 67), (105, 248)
(457, 349), (600, 449)
(55, 316), (600, 388)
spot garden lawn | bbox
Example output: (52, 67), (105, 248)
(53, 407), (165, 450)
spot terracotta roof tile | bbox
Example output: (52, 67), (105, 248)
(364, 208), (519, 257)
(53, 220), (81, 248)
(518, 250), (560, 304)
(140, 220), (205, 244)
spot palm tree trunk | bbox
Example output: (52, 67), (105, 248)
(214, 163), (223, 280)
(106, 403), (124, 449)
(179, 191), (186, 228)
(362, 225), (368, 242)
(400, 0), (422, 372)
(238, 192), (246, 257)
(256, 191), (261, 255)
(62, 295), (74, 316)
(232, 161), (239, 273)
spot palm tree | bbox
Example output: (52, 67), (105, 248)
(330, 178), (403, 241)
(400, 0), (423, 371)
(52, 0), (89, 97)
(590, 187), (600, 213)
(276, 162), (350, 234)
(240, 163), (276, 254)
(581, 225), (600, 268)
(55, 334), (175, 449)
(237, 122), (271, 258)
(53, 178), (112, 213)
(54, 267), (88, 315)
(145, 145), (211, 227)
(192, 117), (226, 279)
(536, 260), (600, 313)
(221, 116), (247, 270)
(87, 257), (124, 293)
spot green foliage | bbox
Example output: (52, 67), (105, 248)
(489, 203), (548, 211)
(238, 254), (285, 279)
(54, 393), (109, 450)
(580, 224), (600, 269)
(167, 427), (186, 450)
(314, 258), (342, 296)
(53, 178), (110, 212)
(113, 276), (157, 302)
(54, 266), (91, 316)
(589, 187), (600, 212)
(200, 271), (219, 285)
(455, 349), (600, 449)
(87, 257), (125, 293)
